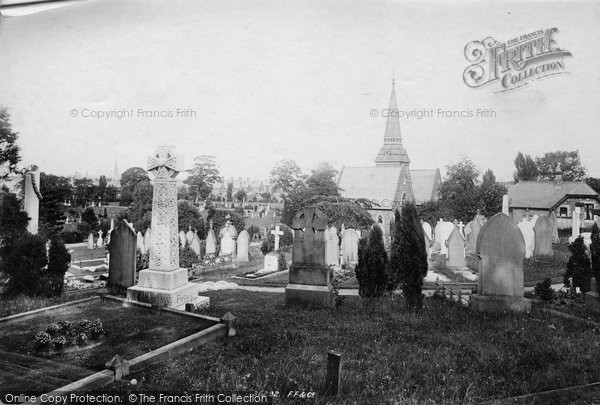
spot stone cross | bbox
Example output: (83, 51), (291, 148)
(458, 221), (465, 236)
(146, 146), (184, 270)
(271, 224), (284, 251)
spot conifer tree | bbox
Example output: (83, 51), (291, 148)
(389, 202), (429, 310)
(43, 234), (71, 297)
(355, 226), (388, 298)
(564, 236), (592, 292)
(590, 223), (600, 288)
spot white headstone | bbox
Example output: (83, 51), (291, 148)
(189, 232), (201, 256)
(136, 231), (144, 251)
(517, 217), (536, 259)
(257, 252), (279, 274)
(179, 230), (187, 248)
(570, 206), (581, 243)
(434, 220), (455, 255)
(206, 226), (217, 255)
(341, 228), (360, 264)
(98, 230), (104, 247)
(237, 230), (250, 263)
(144, 228), (152, 255)
(220, 234), (235, 256)
(502, 195), (509, 216)
(325, 227), (340, 265)
(421, 221), (433, 241)
(186, 226), (195, 245)
(271, 224), (284, 251)
(87, 233), (94, 250)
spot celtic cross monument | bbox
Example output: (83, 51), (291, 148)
(127, 146), (208, 309)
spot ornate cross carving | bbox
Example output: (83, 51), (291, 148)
(147, 145), (184, 179)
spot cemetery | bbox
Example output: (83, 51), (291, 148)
(1, 25), (600, 402)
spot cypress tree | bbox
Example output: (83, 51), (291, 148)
(590, 223), (600, 289)
(43, 234), (71, 297)
(564, 236), (592, 293)
(355, 225), (388, 298)
(390, 202), (428, 310)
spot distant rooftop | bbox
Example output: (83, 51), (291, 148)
(508, 181), (599, 210)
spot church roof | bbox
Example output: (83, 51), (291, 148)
(338, 166), (403, 206)
(508, 181), (599, 210)
(338, 167), (439, 207)
(411, 169), (441, 204)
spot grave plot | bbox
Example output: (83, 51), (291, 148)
(0, 297), (217, 394)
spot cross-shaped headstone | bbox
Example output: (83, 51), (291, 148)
(271, 224), (284, 251)
(458, 221), (465, 236)
(147, 145), (184, 179)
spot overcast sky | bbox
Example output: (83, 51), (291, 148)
(0, 0), (598, 182)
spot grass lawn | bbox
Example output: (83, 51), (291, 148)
(67, 244), (108, 262)
(106, 290), (600, 404)
(0, 294), (101, 318)
(1, 299), (212, 393)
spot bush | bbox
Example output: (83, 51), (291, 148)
(260, 224), (293, 255)
(389, 204), (429, 310)
(591, 223), (600, 287)
(563, 236), (592, 293)
(42, 234), (71, 297)
(355, 226), (388, 299)
(180, 246), (200, 269)
(534, 278), (555, 302)
(59, 229), (84, 243)
(35, 318), (105, 352)
(136, 249), (149, 271)
(278, 252), (287, 271)
(3, 233), (48, 297)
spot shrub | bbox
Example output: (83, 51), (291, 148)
(42, 234), (71, 297)
(34, 331), (52, 350)
(563, 236), (592, 293)
(355, 226), (388, 299)
(136, 249), (149, 271)
(180, 246), (200, 269)
(591, 223), (600, 287)
(2, 234), (47, 297)
(260, 224), (293, 255)
(59, 229), (84, 243)
(35, 318), (104, 352)
(389, 203), (429, 310)
(534, 278), (555, 302)
(278, 252), (287, 271)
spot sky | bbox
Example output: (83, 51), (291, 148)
(0, 0), (599, 182)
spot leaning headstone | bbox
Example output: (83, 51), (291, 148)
(421, 221), (433, 241)
(236, 230), (250, 263)
(127, 146), (206, 309)
(533, 216), (554, 257)
(471, 213), (531, 313)
(24, 171), (41, 234)
(341, 228), (360, 264)
(87, 233), (95, 250)
(517, 217), (535, 259)
(205, 221), (217, 255)
(285, 206), (333, 307)
(446, 226), (466, 269)
(108, 220), (137, 289)
(325, 227), (340, 266)
(179, 230), (186, 248)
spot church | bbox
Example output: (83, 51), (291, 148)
(337, 79), (441, 238)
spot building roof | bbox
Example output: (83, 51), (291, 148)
(507, 181), (599, 210)
(411, 169), (440, 204)
(338, 166), (403, 205)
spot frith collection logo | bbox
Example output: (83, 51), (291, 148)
(463, 28), (572, 92)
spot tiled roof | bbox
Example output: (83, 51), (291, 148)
(507, 181), (599, 209)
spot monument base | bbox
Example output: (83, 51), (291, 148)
(128, 268), (208, 310)
(470, 294), (531, 313)
(285, 283), (334, 308)
(585, 292), (600, 313)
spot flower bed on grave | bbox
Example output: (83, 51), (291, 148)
(191, 253), (236, 275)
(34, 319), (106, 356)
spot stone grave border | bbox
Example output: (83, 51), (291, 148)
(1, 294), (231, 396)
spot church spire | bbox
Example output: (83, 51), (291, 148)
(375, 77), (410, 166)
(113, 159), (119, 180)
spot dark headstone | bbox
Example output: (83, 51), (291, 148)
(533, 216), (554, 257)
(286, 206), (333, 307)
(108, 221), (137, 289)
(471, 213), (531, 313)
(325, 351), (342, 396)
